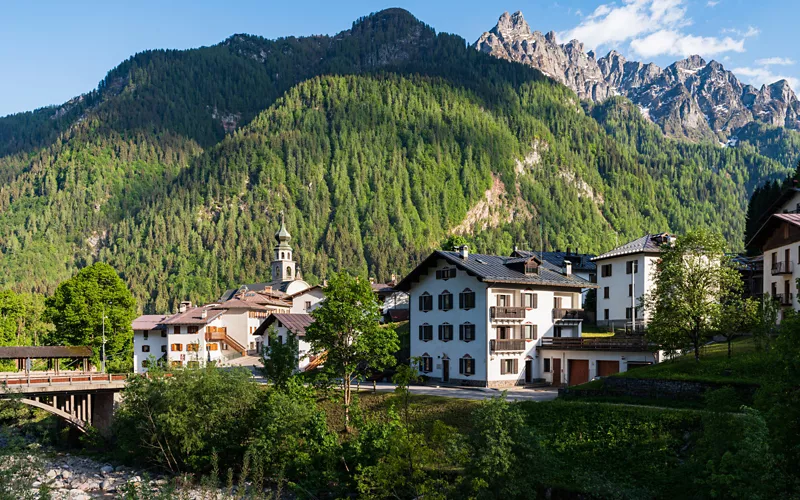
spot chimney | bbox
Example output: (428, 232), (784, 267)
(459, 245), (469, 260)
(178, 301), (191, 313)
(201, 309), (208, 320)
(563, 261), (573, 276)
(369, 277), (375, 285)
(391, 273), (397, 284)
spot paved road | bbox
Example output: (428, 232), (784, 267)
(365, 382), (559, 402)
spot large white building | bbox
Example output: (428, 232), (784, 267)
(592, 234), (675, 330)
(750, 212), (800, 313)
(396, 246), (654, 388)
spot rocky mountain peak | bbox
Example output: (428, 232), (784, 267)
(474, 10), (800, 140)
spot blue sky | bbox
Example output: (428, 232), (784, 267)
(1, 0), (797, 117)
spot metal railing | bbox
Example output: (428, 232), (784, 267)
(771, 261), (793, 275)
(553, 308), (586, 321)
(774, 293), (794, 306)
(490, 306), (526, 320)
(539, 337), (650, 351)
(490, 339), (527, 352)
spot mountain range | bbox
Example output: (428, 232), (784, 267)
(476, 11), (800, 142)
(0, 8), (797, 312)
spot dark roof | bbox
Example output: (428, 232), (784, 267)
(132, 315), (170, 331)
(258, 313), (315, 337)
(747, 212), (800, 249)
(513, 250), (596, 272)
(220, 281), (297, 301)
(0, 346), (92, 359)
(371, 283), (398, 294)
(395, 250), (595, 292)
(287, 285), (323, 299)
(213, 298), (268, 311)
(753, 186), (800, 230)
(162, 305), (227, 325)
(592, 233), (674, 261)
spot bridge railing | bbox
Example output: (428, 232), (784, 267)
(1, 372), (127, 388)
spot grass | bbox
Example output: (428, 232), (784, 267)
(613, 338), (770, 385)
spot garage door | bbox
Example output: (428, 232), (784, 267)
(568, 359), (589, 386)
(597, 360), (620, 377)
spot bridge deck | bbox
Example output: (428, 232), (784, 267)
(1, 372), (127, 394)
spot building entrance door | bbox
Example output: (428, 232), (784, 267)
(442, 359), (450, 383)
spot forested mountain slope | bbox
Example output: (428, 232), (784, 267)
(0, 9), (795, 312)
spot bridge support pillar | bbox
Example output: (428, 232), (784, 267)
(91, 392), (114, 435)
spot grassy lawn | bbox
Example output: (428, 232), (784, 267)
(613, 338), (770, 384)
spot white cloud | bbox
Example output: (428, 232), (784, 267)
(707, 0), (720, 6)
(733, 66), (799, 91)
(630, 30), (745, 58)
(561, 0), (753, 60)
(755, 57), (795, 66)
(721, 26), (760, 37)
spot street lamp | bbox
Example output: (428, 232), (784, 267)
(101, 301), (111, 373)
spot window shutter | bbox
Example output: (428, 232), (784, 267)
(419, 296), (424, 310)
(533, 294), (538, 308)
(513, 359), (518, 374)
(419, 326), (424, 340)
(459, 324), (464, 340)
(438, 325), (443, 340)
(533, 325), (538, 340)
(459, 359), (464, 374)
(501, 361), (506, 375)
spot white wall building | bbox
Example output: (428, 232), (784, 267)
(749, 212), (800, 314)
(592, 234), (675, 330)
(396, 247), (652, 387)
(288, 286), (325, 314)
(257, 313), (318, 371)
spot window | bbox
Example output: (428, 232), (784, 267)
(554, 326), (563, 338)
(601, 264), (613, 277)
(497, 325), (516, 339)
(626, 260), (639, 274)
(525, 261), (538, 275)
(543, 358), (551, 373)
(459, 289), (476, 309)
(603, 287), (610, 299)
(187, 326), (199, 334)
(143, 331), (149, 340)
(187, 361), (200, 369)
(435, 268), (457, 280)
(419, 292), (433, 312)
(142, 345), (150, 353)
(170, 361), (182, 368)
(459, 357), (475, 376)
(523, 324), (538, 340)
(142, 360), (150, 368)
(305, 301), (312, 311)
(171, 344), (183, 352)
(438, 323), (454, 341)
(523, 293), (538, 308)
(438, 291), (453, 311)
(500, 359), (519, 375)
(626, 307), (636, 320)
(419, 324), (433, 342)
(278, 335), (283, 344)
(554, 297), (563, 309)
(207, 343), (219, 351)
(459, 323), (476, 342)
(497, 294), (510, 307)
(420, 356), (433, 373)
(186, 343), (199, 352)
(161, 331), (167, 338)
(286, 266), (292, 277)
(221, 343), (229, 351)
(250, 342), (255, 350)
(628, 284), (633, 297)
(173, 326), (182, 335)
(604, 309), (609, 320)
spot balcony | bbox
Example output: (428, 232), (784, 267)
(490, 306), (526, 321)
(490, 339), (527, 352)
(774, 293), (794, 307)
(205, 326), (227, 341)
(553, 308), (585, 322)
(539, 337), (651, 351)
(771, 261), (793, 275)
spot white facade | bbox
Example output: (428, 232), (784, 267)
(407, 257), (590, 388)
(595, 253), (659, 327)
(133, 328), (167, 372)
(290, 287), (325, 314)
(270, 322), (315, 371)
(762, 237), (799, 310)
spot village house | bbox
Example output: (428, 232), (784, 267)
(748, 213), (800, 314)
(396, 246), (655, 387)
(255, 313), (322, 371)
(592, 233), (675, 331)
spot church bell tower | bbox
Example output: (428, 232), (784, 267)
(272, 214), (296, 282)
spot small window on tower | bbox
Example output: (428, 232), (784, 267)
(286, 266), (292, 277)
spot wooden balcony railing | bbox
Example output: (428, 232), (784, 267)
(490, 339), (526, 352)
(490, 306), (526, 320)
(774, 293), (794, 306)
(539, 337), (650, 351)
(205, 326), (227, 341)
(553, 308), (585, 321)
(771, 261), (793, 275)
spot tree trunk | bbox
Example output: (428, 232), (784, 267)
(693, 331), (700, 362)
(343, 372), (351, 433)
(728, 337), (732, 359)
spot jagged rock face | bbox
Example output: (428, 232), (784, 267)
(476, 11), (800, 140)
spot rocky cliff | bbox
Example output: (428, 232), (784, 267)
(475, 11), (800, 141)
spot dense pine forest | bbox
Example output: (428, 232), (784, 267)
(1, 8), (799, 313)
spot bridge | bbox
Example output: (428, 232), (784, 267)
(0, 346), (127, 433)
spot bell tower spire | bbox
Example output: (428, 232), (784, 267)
(272, 212), (296, 282)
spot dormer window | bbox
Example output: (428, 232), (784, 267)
(438, 290), (453, 311)
(436, 268), (457, 280)
(525, 259), (538, 275)
(419, 292), (433, 312)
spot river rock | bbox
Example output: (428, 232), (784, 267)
(100, 464), (114, 475)
(46, 469), (59, 479)
(61, 469), (72, 480)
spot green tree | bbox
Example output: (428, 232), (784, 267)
(304, 272), (398, 432)
(715, 297), (759, 358)
(645, 230), (743, 362)
(441, 235), (468, 251)
(43, 263), (137, 372)
(259, 326), (300, 389)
